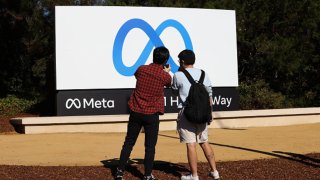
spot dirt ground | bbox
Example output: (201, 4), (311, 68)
(0, 115), (320, 179)
(1, 123), (320, 166)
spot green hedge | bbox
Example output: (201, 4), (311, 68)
(239, 80), (292, 110)
(0, 95), (38, 115)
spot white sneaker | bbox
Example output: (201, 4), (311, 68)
(181, 173), (199, 180)
(208, 170), (220, 179)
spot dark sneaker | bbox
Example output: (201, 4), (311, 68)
(114, 168), (124, 180)
(142, 174), (157, 180)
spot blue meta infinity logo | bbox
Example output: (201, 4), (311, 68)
(113, 18), (193, 76)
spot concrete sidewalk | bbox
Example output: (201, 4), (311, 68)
(0, 123), (319, 166)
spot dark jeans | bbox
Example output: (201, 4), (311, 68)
(118, 111), (160, 176)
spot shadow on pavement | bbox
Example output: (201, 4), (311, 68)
(158, 133), (320, 168)
(273, 151), (320, 163)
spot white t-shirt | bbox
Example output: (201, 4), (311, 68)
(172, 68), (212, 108)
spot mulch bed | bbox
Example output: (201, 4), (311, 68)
(1, 115), (319, 179)
(0, 113), (39, 133)
(0, 115), (15, 133)
(0, 153), (319, 179)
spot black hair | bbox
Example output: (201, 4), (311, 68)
(153, 46), (170, 65)
(178, 49), (195, 65)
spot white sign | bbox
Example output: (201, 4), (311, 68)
(55, 6), (238, 90)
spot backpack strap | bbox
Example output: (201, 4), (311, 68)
(199, 70), (205, 84)
(181, 69), (205, 84)
(181, 69), (195, 85)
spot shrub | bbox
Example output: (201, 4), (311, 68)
(0, 95), (38, 115)
(239, 80), (292, 110)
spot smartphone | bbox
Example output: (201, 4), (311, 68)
(163, 64), (169, 68)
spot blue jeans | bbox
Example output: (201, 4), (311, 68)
(118, 111), (159, 176)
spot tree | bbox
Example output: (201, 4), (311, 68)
(203, 0), (320, 108)
(1, 0), (319, 114)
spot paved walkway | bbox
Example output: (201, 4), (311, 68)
(0, 123), (319, 166)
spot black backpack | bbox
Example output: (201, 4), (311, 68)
(181, 69), (212, 124)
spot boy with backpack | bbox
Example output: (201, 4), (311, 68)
(172, 50), (220, 180)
